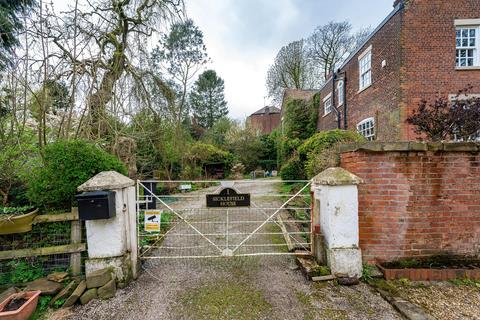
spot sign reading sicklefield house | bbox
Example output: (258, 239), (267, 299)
(206, 188), (251, 208)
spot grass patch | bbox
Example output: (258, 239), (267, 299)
(449, 278), (480, 288)
(175, 280), (272, 320)
(361, 264), (376, 283)
(265, 223), (288, 253)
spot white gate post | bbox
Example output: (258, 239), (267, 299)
(311, 167), (363, 278)
(77, 171), (138, 286)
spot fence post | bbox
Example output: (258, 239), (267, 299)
(77, 171), (138, 286)
(70, 207), (82, 275)
(311, 167), (363, 278)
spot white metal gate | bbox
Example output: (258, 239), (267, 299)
(136, 179), (312, 259)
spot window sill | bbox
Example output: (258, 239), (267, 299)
(358, 84), (372, 94)
(323, 112), (332, 118)
(456, 66), (480, 71)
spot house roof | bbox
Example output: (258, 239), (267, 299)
(251, 106), (281, 116)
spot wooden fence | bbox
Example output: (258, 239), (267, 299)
(0, 208), (86, 275)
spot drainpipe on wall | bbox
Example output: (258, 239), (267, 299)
(339, 70), (348, 130)
(331, 73), (342, 130)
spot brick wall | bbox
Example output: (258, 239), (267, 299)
(316, 0), (480, 141)
(340, 142), (480, 263)
(247, 113), (281, 134)
(342, 10), (403, 141)
(317, 7), (404, 141)
(401, 0), (480, 140)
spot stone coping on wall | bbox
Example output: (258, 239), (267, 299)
(339, 141), (480, 153)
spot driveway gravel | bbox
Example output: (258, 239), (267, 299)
(54, 180), (401, 320)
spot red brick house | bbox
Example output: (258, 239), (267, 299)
(317, 0), (480, 141)
(247, 106), (281, 134)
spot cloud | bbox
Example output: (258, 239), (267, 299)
(50, 0), (394, 120)
(187, 0), (393, 119)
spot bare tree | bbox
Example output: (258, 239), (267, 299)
(266, 39), (319, 103)
(308, 21), (371, 81)
(45, 0), (184, 139)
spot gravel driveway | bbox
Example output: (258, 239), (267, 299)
(58, 180), (401, 320)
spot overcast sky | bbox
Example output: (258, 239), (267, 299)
(188, 0), (393, 119)
(51, 0), (394, 120)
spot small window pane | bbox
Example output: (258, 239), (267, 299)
(357, 118), (375, 141)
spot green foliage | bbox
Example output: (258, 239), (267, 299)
(27, 140), (127, 209)
(283, 96), (318, 141)
(0, 0), (35, 69)
(0, 260), (45, 284)
(361, 264), (376, 282)
(259, 133), (277, 162)
(186, 142), (233, 178)
(298, 129), (364, 159)
(300, 129), (365, 178)
(449, 278), (480, 288)
(277, 135), (302, 169)
(190, 70), (228, 129)
(188, 142), (233, 166)
(225, 123), (264, 171)
(280, 156), (305, 180)
(53, 298), (65, 308)
(202, 117), (235, 147)
(30, 296), (52, 320)
(153, 18), (208, 117)
(0, 205), (34, 216)
(0, 129), (37, 206)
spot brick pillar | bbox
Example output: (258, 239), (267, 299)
(311, 167), (363, 278)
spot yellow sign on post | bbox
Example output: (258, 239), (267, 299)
(144, 210), (161, 232)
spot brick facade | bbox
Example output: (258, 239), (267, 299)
(317, 0), (480, 141)
(247, 106), (281, 134)
(340, 142), (480, 263)
(401, 0), (480, 140)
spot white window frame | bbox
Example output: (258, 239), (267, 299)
(453, 131), (480, 142)
(337, 80), (345, 106)
(323, 93), (332, 116)
(455, 24), (480, 68)
(358, 46), (372, 91)
(357, 117), (375, 141)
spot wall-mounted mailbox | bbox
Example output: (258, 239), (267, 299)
(76, 191), (116, 220)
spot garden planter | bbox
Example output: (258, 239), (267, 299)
(0, 290), (41, 320)
(376, 261), (480, 281)
(0, 209), (38, 235)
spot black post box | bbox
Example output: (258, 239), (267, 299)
(76, 191), (116, 220)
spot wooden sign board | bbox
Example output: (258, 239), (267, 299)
(206, 188), (250, 208)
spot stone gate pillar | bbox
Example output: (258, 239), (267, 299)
(77, 171), (138, 287)
(311, 167), (363, 278)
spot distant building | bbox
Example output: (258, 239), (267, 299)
(247, 106), (281, 134)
